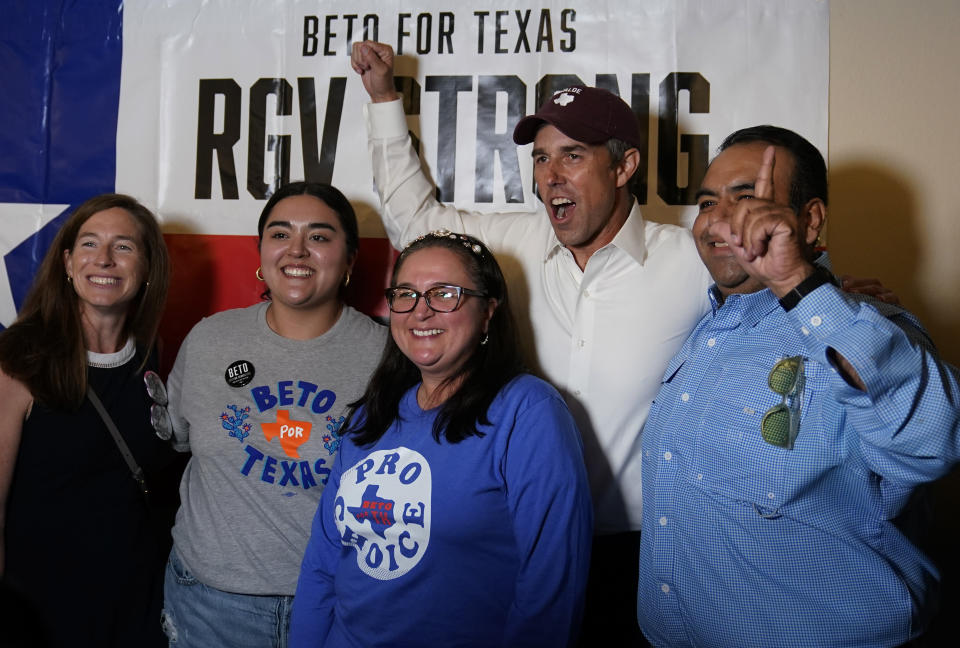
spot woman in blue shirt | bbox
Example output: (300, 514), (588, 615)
(290, 230), (593, 647)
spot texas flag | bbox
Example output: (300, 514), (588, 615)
(0, 1), (828, 372)
(1, 1), (402, 371)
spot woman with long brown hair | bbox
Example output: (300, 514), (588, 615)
(0, 193), (180, 647)
(160, 181), (386, 647)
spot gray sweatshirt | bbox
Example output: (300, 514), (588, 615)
(167, 302), (386, 594)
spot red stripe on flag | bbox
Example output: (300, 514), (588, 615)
(158, 234), (396, 375)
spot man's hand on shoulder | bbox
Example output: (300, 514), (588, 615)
(840, 275), (902, 305)
(350, 41), (400, 103)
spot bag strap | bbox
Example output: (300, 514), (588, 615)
(87, 386), (150, 501)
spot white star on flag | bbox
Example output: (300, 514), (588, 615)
(0, 202), (68, 328)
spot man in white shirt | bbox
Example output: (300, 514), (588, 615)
(351, 40), (711, 644)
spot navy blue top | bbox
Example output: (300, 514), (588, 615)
(3, 350), (183, 647)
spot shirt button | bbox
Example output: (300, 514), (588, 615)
(661, 584), (670, 594)
(697, 474), (703, 480)
(810, 315), (823, 327)
(578, 339), (585, 348)
(801, 326), (810, 336)
(680, 393), (690, 402)
(583, 290), (591, 298)
(659, 516), (667, 526)
(743, 406), (755, 415)
(664, 451), (673, 461)
(707, 338), (716, 347)
(573, 389), (581, 396)
(767, 492), (776, 500)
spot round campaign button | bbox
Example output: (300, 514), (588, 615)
(225, 360), (255, 388)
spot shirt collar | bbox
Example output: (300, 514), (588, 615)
(543, 200), (647, 264)
(707, 252), (833, 326)
(708, 286), (780, 328)
(86, 336), (136, 369)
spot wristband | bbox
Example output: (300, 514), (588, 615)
(778, 265), (838, 312)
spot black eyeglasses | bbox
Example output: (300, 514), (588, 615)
(385, 284), (487, 313)
(144, 370), (172, 441)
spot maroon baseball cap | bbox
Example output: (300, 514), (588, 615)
(513, 85), (642, 149)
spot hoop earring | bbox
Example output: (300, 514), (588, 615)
(66, 275), (73, 284)
(344, 273), (351, 288)
(480, 333), (489, 346)
(256, 267), (265, 281)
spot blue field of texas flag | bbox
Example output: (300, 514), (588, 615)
(0, 1), (124, 330)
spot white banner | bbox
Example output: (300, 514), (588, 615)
(117, 0), (829, 235)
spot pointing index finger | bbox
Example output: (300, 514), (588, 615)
(755, 145), (776, 201)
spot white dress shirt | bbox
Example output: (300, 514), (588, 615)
(366, 99), (712, 533)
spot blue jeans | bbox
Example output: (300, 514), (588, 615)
(162, 548), (293, 648)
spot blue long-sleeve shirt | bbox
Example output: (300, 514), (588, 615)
(291, 374), (593, 647)
(637, 275), (960, 648)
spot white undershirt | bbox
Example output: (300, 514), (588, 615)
(87, 337), (136, 368)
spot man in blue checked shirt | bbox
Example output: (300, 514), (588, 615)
(636, 125), (960, 648)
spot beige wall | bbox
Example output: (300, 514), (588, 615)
(830, 3), (960, 638)
(829, 0), (960, 366)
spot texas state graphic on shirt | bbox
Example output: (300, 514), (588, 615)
(334, 448), (432, 581)
(218, 378), (347, 496)
(261, 410), (312, 458)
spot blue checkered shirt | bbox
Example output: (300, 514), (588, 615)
(637, 268), (960, 647)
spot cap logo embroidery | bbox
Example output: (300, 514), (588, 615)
(554, 92), (575, 107)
